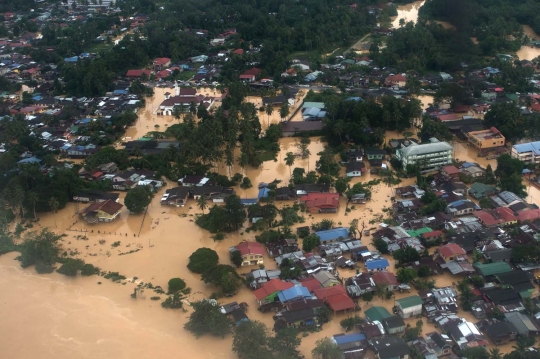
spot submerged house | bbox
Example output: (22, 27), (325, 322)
(79, 199), (123, 223)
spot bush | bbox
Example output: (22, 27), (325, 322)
(161, 293), (183, 309)
(81, 263), (100, 276)
(35, 261), (55, 274)
(230, 250), (243, 267)
(57, 258), (85, 276)
(240, 177), (252, 189)
(187, 248), (219, 274)
(168, 278), (187, 293)
(340, 316), (363, 331)
(150, 296), (161, 300)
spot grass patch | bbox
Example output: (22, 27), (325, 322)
(177, 71), (196, 81)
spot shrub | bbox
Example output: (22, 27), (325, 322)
(187, 248), (219, 274)
(161, 293), (183, 309)
(57, 258), (85, 276)
(35, 261), (55, 274)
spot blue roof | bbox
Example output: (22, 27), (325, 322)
(314, 227), (349, 243)
(461, 162), (476, 168)
(18, 157), (41, 164)
(333, 333), (366, 345)
(240, 198), (258, 205)
(365, 258), (390, 270)
(32, 95), (43, 101)
(64, 56), (78, 63)
(514, 141), (540, 155)
(277, 285), (311, 302)
(523, 169), (533, 174)
(113, 89), (128, 95)
(258, 188), (270, 199)
(449, 200), (465, 207)
(346, 97), (363, 102)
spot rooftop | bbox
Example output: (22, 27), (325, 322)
(398, 141), (453, 157)
(397, 295), (423, 309)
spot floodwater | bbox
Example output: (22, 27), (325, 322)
(0, 91), (518, 358)
(517, 25), (540, 61)
(392, 0), (426, 29)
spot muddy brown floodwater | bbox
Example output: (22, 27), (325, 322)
(0, 92), (519, 359)
(517, 25), (540, 61)
(392, 0), (425, 29)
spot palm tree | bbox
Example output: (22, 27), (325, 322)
(279, 103), (289, 122)
(48, 197), (59, 227)
(27, 191), (39, 220)
(238, 152), (249, 175)
(512, 338), (531, 359)
(285, 152), (295, 181)
(13, 185), (25, 219)
(489, 348), (502, 359)
(197, 195), (208, 214)
(172, 106), (182, 123)
(265, 103), (273, 128)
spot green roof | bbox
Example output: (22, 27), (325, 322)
(364, 306), (392, 322)
(474, 262), (513, 277)
(396, 295), (423, 309)
(407, 227), (433, 238)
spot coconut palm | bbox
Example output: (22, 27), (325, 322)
(285, 152), (295, 181)
(265, 103), (273, 127)
(279, 103), (290, 122)
(27, 191), (39, 220)
(197, 195), (208, 214)
(489, 348), (502, 359)
(48, 197), (59, 227)
(238, 152), (249, 175)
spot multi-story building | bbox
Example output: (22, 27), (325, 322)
(467, 127), (505, 150)
(512, 141), (540, 164)
(396, 139), (453, 173)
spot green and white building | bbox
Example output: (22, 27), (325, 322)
(396, 139), (454, 173)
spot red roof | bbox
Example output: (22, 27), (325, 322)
(313, 284), (346, 300)
(531, 103), (540, 112)
(253, 279), (294, 300)
(91, 171), (104, 178)
(493, 207), (517, 222)
(239, 74), (255, 79)
(82, 199), (123, 216)
(313, 285), (354, 311)
(438, 243), (466, 257)
(518, 209), (540, 223)
(153, 57), (171, 65)
(126, 69), (152, 77)
(301, 193), (339, 210)
(442, 165), (459, 175)
(233, 49), (244, 55)
(298, 277), (321, 293)
(437, 114), (460, 122)
(243, 68), (261, 76)
(422, 230), (442, 239)
(235, 241), (265, 256)
(386, 74), (406, 82)
(474, 210), (502, 227)
(372, 271), (399, 286)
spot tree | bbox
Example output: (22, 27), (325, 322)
(48, 197), (59, 227)
(417, 266), (431, 278)
(57, 258), (85, 276)
(397, 267), (417, 283)
(302, 233), (321, 252)
(18, 229), (62, 270)
(348, 218), (359, 238)
(489, 348), (502, 359)
(27, 191), (39, 220)
(187, 248), (219, 274)
(279, 103), (289, 122)
(201, 264), (241, 294)
(197, 195), (208, 214)
(361, 291), (373, 303)
(265, 104), (274, 127)
(335, 176), (350, 196)
(269, 327), (302, 359)
(184, 300), (233, 338)
(285, 152), (295, 181)
(461, 347), (489, 359)
(340, 315), (363, 331)
(124, 186), (152, 214)
(161, 292), (183, 309)
(233, 321), (273, 359)
(230, 249), (243, 267)
(167, 278), (187, 293)
(312, 337), (342, 359)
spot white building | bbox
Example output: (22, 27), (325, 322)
(396, 139), (453, 173)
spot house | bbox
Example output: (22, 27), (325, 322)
(511, 140), (540, 164)
(79, 199), (123, 223)
(385, 74), (407, 88)
(348, 149), (363, 162)
(395, 295), (423, 319)
(441, 165), (460, 179)
(460, 163), (486, 178)
(253, 279), (294, 306)
(448, 320), (487, 350)
(346, 161), (366, 177)
(178, 175), (210, 187)
(247, 269), (281, 289)
(496, 270), (535, 297)
(491, 191), (524, 208)
(274, 187), (297, 200)
(468, 182), (498, 199)
(474, 262), (513, 279)
(493, 207), (518, 226)
(365, 149), (386, 161)
(396, 141), (454, 173)
(467, 127), (505, 151)
(296, 183), (330, 195)
(276, 307), (317, 329)
(504, 312), (540, 336)
(73, 190), (119, 203)
(332, 333), (366, 358)
(281, 121), (324, 136)
(372, 271), (400, 292)
(485, 321), (518, 345)
(446, 200), (477, 216)
(365, 306), (393, 323)
(437, 243), (466, 262)
(371, 336), (410, 359)
(410, 332), (454, 359)
(153, 57), (171, 71)
(313, 285), (355, 313)
(313, 270), (340, 288)
(300, 192), (340, 213)
(365, 258), (390, 271)
(315, 227), (350, 244)
(350, 193), (367, 204)
(161, 187), (190, 206)
(112, 170), (161, 191)
(474, 210), (503, 228)
(234, 241), (265, 266)
(277, 285), (312, 303)
(383, 315), (405, 334)
(518, 209), (540, 223)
